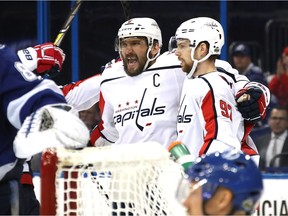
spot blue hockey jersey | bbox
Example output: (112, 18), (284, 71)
(0, 44), (66, 181)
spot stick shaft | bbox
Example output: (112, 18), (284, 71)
(54, 0), (83, 46)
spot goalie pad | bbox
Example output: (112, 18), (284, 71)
(236, 82), (270, 121)
(13, 104), (89, 159)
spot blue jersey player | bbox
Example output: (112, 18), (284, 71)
(0, 43), (89, 215)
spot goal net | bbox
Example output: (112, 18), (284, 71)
(40, 142), (186, 216)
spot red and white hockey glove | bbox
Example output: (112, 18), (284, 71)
(17, 42), (65, 77)
(236, 82), (270, 121)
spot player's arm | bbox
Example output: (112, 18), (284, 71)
(89, 89), (119, 147)
(215, 59), (270, 122)
(61, 74), (102, 112)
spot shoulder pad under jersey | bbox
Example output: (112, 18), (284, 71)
(101, 59), (126, 80)
(215, 59), (239, 75)
(150, 51), (181, 69)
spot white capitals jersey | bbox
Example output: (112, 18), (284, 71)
(98, 52), (185, 148)
(177, 71), (245, 161)
(64, 52), (261, 162)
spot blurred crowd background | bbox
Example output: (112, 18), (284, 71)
(0, 1), (288, 84)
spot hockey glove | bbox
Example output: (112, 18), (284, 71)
(236, 85), (268, 121)
(17, 42), (65, 77)
(13, 104), (89, 159)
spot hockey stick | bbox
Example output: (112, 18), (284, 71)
(120, 0), (131, 21)
(54, 0), (83, 46)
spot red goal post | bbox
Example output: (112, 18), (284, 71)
(40, 142), (185, 215)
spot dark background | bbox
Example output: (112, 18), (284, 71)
(1, 1), (288, 85)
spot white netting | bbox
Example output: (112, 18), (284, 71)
(54, 142), (186, 216)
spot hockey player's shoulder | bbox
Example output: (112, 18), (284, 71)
(101, 59), (126, 80)
(151, 51), (181, 68)
(216, 59), (239, 75)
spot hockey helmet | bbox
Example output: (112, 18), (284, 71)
(184, 150), (263, 215)
(115, 17), (162, 51)
(169, 17), (224, 78)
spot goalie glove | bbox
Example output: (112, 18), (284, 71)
(236, 82), (270, 121)
(13, 104), (89, 159)
(17, 42), (65, 77)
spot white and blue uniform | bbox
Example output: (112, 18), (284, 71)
(0, 44), (66, 183)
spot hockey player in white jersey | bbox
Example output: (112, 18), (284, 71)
(58, 18), (269, 163)
(169, 17), (269, 163)
(90, 18), (185, 147)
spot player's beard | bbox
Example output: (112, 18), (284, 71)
(123, 54), (147, 77)
(180, 59), (193, 74)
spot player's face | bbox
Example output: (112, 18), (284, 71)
(182, 180), (205, 215)
(119, 37), (149, 76)
(183, 183), (234, 216)
(175, 39), (193, 73)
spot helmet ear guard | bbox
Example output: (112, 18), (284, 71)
(114, 36), (120, 52)
(168, 36), (177, 52)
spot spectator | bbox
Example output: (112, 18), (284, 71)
(268, 47), (288, 107)
(254, 106), (288, 171)
(232, 43), (268, 86)
(79, 102), (101, 130)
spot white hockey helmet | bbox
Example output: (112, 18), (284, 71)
(174, 17), (224, 56)
(116, 17), (162, 71)
(170, 17), (224, 78)
(116, 17), (162, 49)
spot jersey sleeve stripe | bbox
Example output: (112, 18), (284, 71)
(199, 78), (218, 155)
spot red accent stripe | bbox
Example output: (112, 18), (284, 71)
(241, 120), (258, 156)
(20, 173), (33, 185)
(90, 121), (104, 146)
(99, 92), (105, 116)
(90, 91), (105, 146)
(258, 93), (267, 119)
(241, 142), (258, 156)
(199, 90), (217, 156)
(61, 81), (84, 96)
(61, 74), (101, 96)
